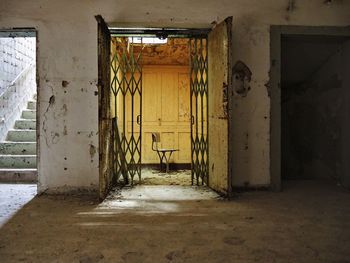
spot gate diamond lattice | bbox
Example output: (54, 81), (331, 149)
(110, 37), (143, 185)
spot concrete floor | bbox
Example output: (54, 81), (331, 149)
(0, 179), (349, 262)
(137, 168), (192, 186)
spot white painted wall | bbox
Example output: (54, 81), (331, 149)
(0, 0), (349, 193)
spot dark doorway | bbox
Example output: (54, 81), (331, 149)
(281, 34), (350, 187)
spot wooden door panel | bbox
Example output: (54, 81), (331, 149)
(178, 73), (190, 122)
(161, 72), (178, 122)
(178, 132), (191, 162)
(143, 72), (161, 122)
(96, 15), (111, 200)
(208, 17), (233, 195)
(142, 65), (191, 164)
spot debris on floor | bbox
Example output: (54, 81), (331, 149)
(135, 168), (192, 186)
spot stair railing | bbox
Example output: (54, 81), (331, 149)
(0, 63), (34, 99)
(0, 62), (36, 142)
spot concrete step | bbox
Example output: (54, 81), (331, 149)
(14, 119), (36, 130)
(0, 155), (36, 168)
(6, 129), (36, 142)
(21, 110), (36, 119)
(0, 168), (37, 183)
(27, 100), (37, 110)
(0, 142), (36, 155)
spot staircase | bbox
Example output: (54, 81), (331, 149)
(0, 94), (37, 182)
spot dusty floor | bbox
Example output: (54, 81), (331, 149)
(0, 184), (37, 226)
(137, 168), (192, 186)
(0, 179), (349, 262)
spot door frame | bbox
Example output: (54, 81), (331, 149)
(0, 28), (39, 186)
(269, 25), (350, 191)
(97, 16), (234, 198)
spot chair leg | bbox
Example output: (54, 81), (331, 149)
(157, 151), (163, 171)
(165, 151), (174, 173)
(166, 163), (169, 173)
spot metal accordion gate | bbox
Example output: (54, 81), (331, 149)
(109, 36), (209, 187)
(110, 37), (143, 186)
(190, 37), (209, 186)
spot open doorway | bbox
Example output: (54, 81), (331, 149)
(109, 36), (207, 188)
(0, 29), (38, 225)
(270, 26), (350, 191)
(0, 30), (38, 184)
(96, 16), (233, 200)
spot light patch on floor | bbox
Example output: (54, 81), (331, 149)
(0, 184), (36, 226)
(93, 185), (220, 215)
(118, 185), (218, 201)
(90, 168), (216, 215)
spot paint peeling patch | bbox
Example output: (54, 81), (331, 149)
(77, 131), (94, 138)
(232, 61), (252, 97)
(63, 125), (68, 136)
(43, 92), (55, 148)
(89, 79), (98, 86)
(51, 132), (60, 144)
(48, 95), (55, 105)
(62, 104), (68, 115)
(62, 80), (69, 87)
(89, 144), (97, 161)
(265, 73), (271, 97)
(244, 132), (249, 150)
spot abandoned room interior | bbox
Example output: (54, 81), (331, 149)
(0, 0), (350, 262)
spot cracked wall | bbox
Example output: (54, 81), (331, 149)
(0, 0), (349, 192)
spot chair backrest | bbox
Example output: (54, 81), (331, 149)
(151, 132), (160, 151)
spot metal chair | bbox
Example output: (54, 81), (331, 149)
(151, 132), (179, 173)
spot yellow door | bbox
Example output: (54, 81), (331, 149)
(142, 65), (191, 164)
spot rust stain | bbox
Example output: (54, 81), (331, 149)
(222, 82), (228, 118)
(89, 144), (97, 160)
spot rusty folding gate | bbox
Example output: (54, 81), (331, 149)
(190, 38), (209, 186)
(97, 16), (233, 200)
(110, 37), (143, 186)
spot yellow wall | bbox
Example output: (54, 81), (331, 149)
(141, 65), (191, 164)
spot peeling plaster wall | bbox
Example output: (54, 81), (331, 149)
(0, 0), (349, 192)
(282, 40), (350, 184)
